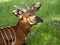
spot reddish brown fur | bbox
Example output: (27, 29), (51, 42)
(0, 2), (43, 45)
(0, 13), (31, 45)
(13, 18), (31, 45)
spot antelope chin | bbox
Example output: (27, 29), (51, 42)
(37, 22), (41, 25)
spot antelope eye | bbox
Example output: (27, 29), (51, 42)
(29, 15), (31, 16)
(28, 14), (32, 16)
(19, 11), (22, 14)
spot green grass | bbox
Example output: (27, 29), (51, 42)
(0, 0), (60, 45)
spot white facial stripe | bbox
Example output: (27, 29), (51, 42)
(27, 18), (34, 25)
(19, 15), (23, 19)
(33, 15), (36, 18)
(30, 22), (34, 25)
(27, 15), (36, 25)
(13, 10), (17, 15)
(14, 12), (17, 15)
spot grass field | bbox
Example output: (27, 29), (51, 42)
(0, 0), (60, 45)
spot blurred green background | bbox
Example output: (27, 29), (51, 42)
(0, 0), (60, 45)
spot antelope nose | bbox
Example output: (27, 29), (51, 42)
(36, 16), (43, 23)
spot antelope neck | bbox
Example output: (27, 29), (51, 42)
(16, 20), (31, 35)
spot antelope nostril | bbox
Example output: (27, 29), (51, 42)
(36, 16), (43, 23)
(40, 18), (43, 22)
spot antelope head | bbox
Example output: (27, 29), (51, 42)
(13, 2), (43, 26)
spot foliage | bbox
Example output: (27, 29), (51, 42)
(0, 0), (60, 45)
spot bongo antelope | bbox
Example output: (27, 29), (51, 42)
(0, 2), (43, 45)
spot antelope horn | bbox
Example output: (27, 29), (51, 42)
(14, 5), (23, 11)
(22, 3), (30, 10)
(14, 5), (27, 12)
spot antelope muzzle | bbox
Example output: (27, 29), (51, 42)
(13, 2), (43, 26)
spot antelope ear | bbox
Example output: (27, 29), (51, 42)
(13, 9), (22, 16)
(13, 9), (23, 19)
(30, 2), (41, 12)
